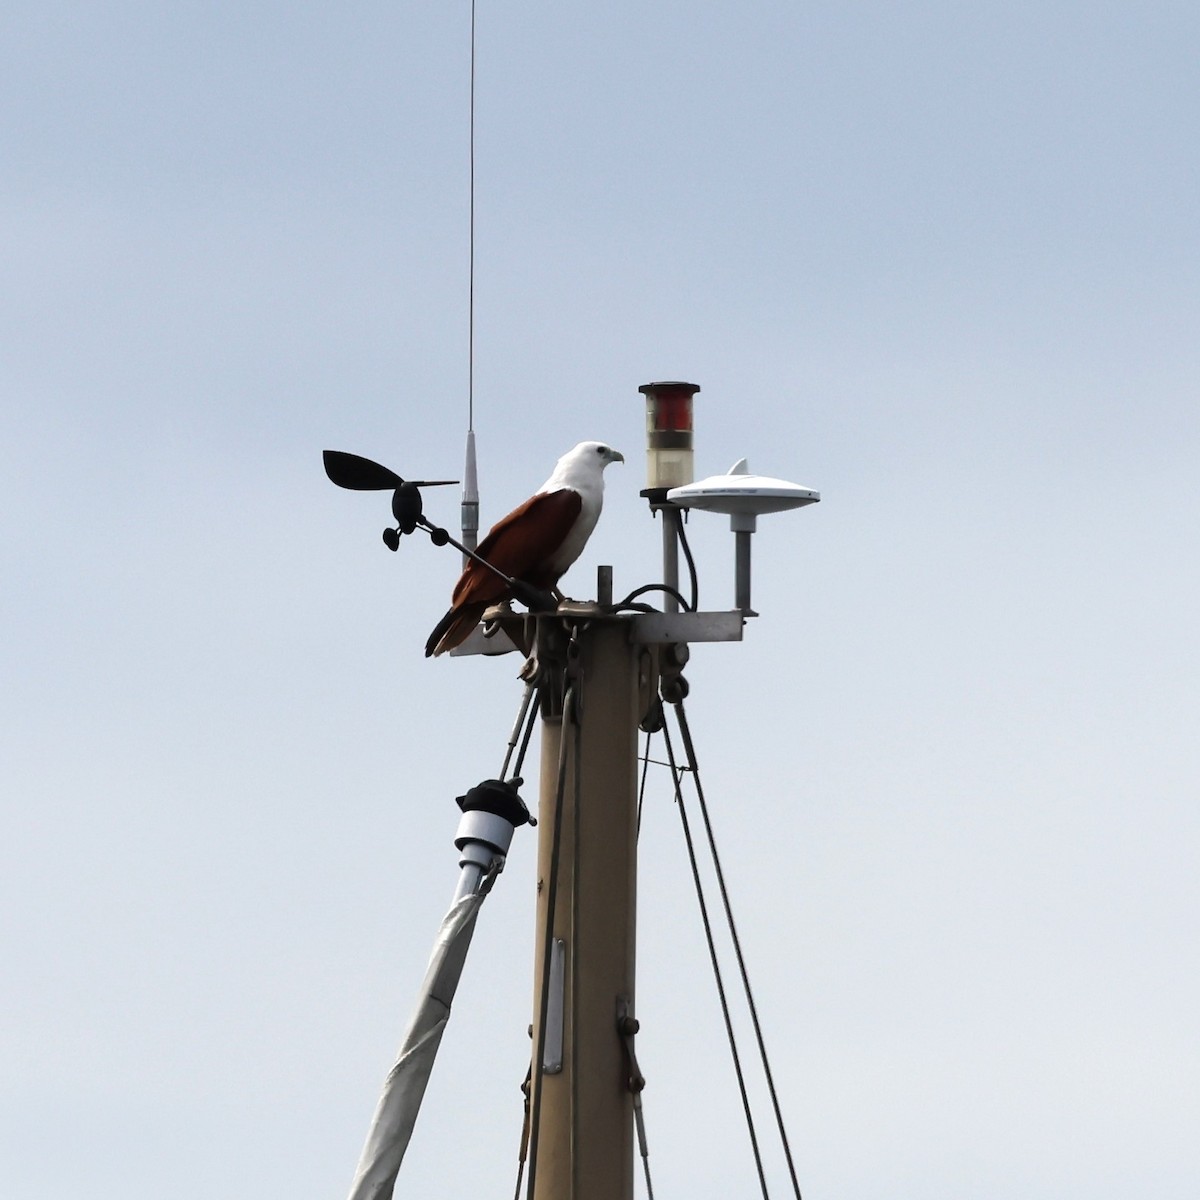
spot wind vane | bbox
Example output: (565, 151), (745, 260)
(321, 450), (458, 550)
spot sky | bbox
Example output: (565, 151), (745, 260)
(3, 1), (1198, 1196)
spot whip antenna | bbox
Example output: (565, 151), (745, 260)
(460, 0), (480, 557)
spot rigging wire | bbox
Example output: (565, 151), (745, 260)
(659, 716), (771, 1200)
(633, 1086), (656, 1199)
(512, 690), (539, 782)
(673, 700), (804, 1200)
(510, 1065), (532, 1200)
(500, 682), (538, 782)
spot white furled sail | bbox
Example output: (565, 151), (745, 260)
(345, 889), (487, 1200)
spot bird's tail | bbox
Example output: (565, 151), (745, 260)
(425, 602), (488, 657)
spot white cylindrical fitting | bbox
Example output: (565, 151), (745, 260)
(452, 807), (519, 900)
(454, 808), (517, 858)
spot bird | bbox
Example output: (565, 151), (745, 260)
(425, 441), (624, 657)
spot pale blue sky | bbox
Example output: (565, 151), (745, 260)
(3, 2), (1197, 1196)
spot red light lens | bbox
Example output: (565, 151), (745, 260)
(654, 393), (693, 432)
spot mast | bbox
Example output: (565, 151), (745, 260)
(526, 619), (645, 1200)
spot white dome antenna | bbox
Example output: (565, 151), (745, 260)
(667, 459), (820, 614)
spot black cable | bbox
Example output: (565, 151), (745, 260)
(660, 719), (771, 1200)
(673, 507), (700, 613)
(674, 699), (803, 1200)
(607, 601), (661, 616)
(613, 583), (693, 612)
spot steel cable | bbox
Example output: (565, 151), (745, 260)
(673, 699), (803, 1200)
(660, 717), (771, 1200)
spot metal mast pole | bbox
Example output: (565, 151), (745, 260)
(528, 617), (647, 1200)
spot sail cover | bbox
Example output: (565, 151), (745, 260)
(345, 888), (488, 1200)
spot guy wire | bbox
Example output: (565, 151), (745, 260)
(674, 699), (804, 1200)
(660, 714), (770, 1199)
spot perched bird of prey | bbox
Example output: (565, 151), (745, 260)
(425, 441), (624, 657)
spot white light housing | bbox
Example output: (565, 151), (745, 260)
(639, 380), (700, 492)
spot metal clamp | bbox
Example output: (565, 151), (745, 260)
(616, 996), (646, 1094)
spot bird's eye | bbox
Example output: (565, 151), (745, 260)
(596, 445), (606, 455)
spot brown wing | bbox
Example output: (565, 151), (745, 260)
(451, 489), (583, 607)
